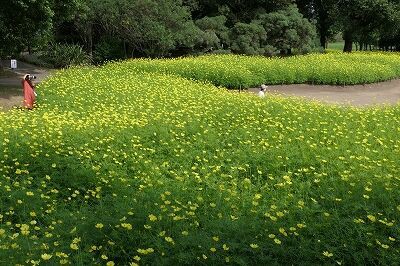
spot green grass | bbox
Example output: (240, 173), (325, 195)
(0, 54), (399, 265)
(327, 41), (362, 51)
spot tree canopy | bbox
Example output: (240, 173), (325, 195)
(1, 0), (400, 63)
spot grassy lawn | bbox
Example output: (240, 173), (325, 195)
(328, 41), (358, 51)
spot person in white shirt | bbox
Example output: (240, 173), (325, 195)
(258, 84), (267, 98)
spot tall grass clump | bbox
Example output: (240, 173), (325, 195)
(0, 55), (399, 265)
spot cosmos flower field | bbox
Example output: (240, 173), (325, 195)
(0, 53), (400, 265)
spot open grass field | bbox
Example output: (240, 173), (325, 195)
(0, 52), (399, 265)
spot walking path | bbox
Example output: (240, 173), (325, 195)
(0, 61), (52, 110)
(2, 60), (400, 110)
(249, 79), (400, 107)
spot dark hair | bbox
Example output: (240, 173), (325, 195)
(25, 74), (36, 81)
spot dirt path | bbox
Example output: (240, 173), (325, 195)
(2, 61), (400, 109)
(249, 79), (400, 107)
(0, 61), (53, 111)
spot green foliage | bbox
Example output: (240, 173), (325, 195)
(127, 52), (400, 88)
(0, 55), (399, 265)
(229, 5), (316, 56)
(230, 22), (267, 55)
(0, 0), (54, 57)
(256, 5), (317, 54)
(195, 16), (230, 51)
(40, 43), (91, 68)
(93, 37), (126, 64)
(88, 0), (199, 57)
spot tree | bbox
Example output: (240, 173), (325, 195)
(195, 16), (230, 51)
(338, 0), (397, 52)
(230, 22), (267, 55)
(296, 0), (337, 49)
(296, 0), (400, 52)
(87, 0), (199, 57)
(256, 5), (316, 55)
(0, 0), (53, 57)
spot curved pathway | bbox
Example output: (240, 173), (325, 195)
(2, 62), (400, 109)
(249, 79), (400, 107)
(0, 61), (52, 110)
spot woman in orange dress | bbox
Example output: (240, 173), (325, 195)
(22, 74), (36, 109)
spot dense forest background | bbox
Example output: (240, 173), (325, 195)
(1, 0), (400, 66)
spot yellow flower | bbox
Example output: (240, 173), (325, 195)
(367, 215), (376, 222)
(148, 214), (157, 222)
(95, 223), (104, 229)
(20, 224), (30, 235)
(323, 251), (333, 257)
(137, 248), (154, 255)
(165, 236), (175, 244)
(212, 236), (219, 242)
(41, 254), (52, 260)
(106, 261), (115, 266)
(274, 238), (281, 245)
(121, 223), (132, 230)
(210, 247), (216, 252)
(70, 243), (79, 250)
(250, 243), (259, 249)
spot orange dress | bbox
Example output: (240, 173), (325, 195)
(22, 80), (36, 109)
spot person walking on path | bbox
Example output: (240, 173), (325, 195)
(258, 84), (267, 98)
(22, 74), (36, 109)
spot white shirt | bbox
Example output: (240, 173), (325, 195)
(258, 91), (265, 98)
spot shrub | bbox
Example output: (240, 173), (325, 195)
(40, 43), (91, 68)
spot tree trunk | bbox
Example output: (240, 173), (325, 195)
(123, 40), (127, 59)
(343, 31), (353, 53)
(320, 34), (327, 49)
(317, 0), (329, 49)
(87, 24), (93, 57)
